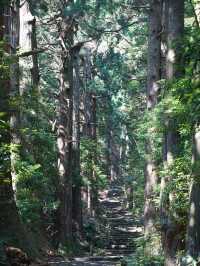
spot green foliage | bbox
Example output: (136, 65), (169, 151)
(160, 157), (191, 225)
(2, 0), (200, 262)
(126, 237), (164, 266)
(15, 156), (57, 227)
(81, 138), (108, 189)
(9, 84), (59, 237)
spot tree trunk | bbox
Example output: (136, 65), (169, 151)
(105, 99), (112, 180)
(72, 50), (82, 234)
(30, 18), (40, 90)
(82, 45), (98, 216)
(166, 0), (184, 80)
(57, 15), (74, 244)
(187, 128), (200, 259)
(90, 94), (98, 215)
(144, 0), (162, 255)
(10, 0), (21, 195)
(159, 0), (169, 249)
(0, 2), (32, 261)
(105, 97), (120, 181)
(19, 0), (34, 95)
(164, 1), (184, 265)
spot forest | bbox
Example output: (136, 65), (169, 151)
(0, 0), (200, 265)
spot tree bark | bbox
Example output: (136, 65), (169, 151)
(57, 13), (74, 244)
(105, 97), (112, 180)
(19, 0), (34, 95)
(105, 96), (120, 181)
(10, 0), (21, 195)
(90, 94), (98, 215)
(30, 18), (40, 90)
(163, 1), (184, 265)
(159, 0), (169, 249)
(187, 128), (200, 259)
(0, 2), (32, 261)
(166, 0), (184, 80)
(82, 45), (98, 216)
(72, 49), (82, 234)
(144, 0), (162, 255)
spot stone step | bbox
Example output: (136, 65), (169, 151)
(97, 186), (142, 260)
(104, 249), (134, 255)
(106, 238), (135, 244)
(106, 243), (135, 249)
(104, 231), (141, 237)
(70, 261), (117, 266)
(105, 215), (133, 220)
(105, 217), (134, 221)
(108, 230), (136, 235)
(104, 211), (131, 216)
(106, 244), (135, 249)
(103, 241), (136, 247)
(88, 256), (123, 262)
(73, 256), (123, 262)
(107, 235), (140, 241)
(101, 235), (136, 239)
(111, 228), (141, 234)
(101, 204), (122, 209)
(106, 222), (135, 227)
(105, 238), (134, 243)
(101, 238), (135, 244)
(104, 212), (132, 216)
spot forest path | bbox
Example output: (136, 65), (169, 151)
(49, 184), (142, 266)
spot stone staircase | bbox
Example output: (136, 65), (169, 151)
(49, 185), (142, 266)
(99, 186), (142, 257)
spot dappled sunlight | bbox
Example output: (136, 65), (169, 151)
(167, 49), (176, 63)
(189, 202), (195, 227)
(1, 0), (196, 265)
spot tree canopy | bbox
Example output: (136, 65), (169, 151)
(1, 0), (200, 265)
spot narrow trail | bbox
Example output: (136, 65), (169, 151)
(49, 184), (142, 266)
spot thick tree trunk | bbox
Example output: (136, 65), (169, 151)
(0, 2), (32, 261)
(186, 2), (200, 258)
(110, 131), (120, 181)
(18, 0), (37, 160)
(10, 0), (21, 195)
(144, 0), (162, 255)
(82, 46), (98, 216)
(72, 50), (82, 234)
(30, 18), (40, 90)
(105, 97), (120, 181)
(19, 0), (34, 95)
(163, 1), (184, 265)
(159, 0), (169, 249)
(105, 100), (112, 180)
(166, 0), (184, 80)
(82, 47), (93, 215)
(186, 129), (200, 259)
(57, 16), (74, 244)
(90, 94), (98, 215)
